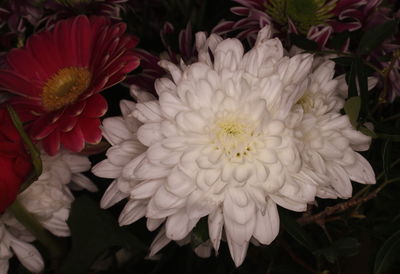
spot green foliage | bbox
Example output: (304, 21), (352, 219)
(279, 209), (318, 252)
(374, 230), (400, 274)
(358, 19), (400, 55)
(60, 196), (146, 274)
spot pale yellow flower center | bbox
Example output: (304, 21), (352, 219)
(212, 116), (257, 162)
(41, 67), (91, 112)
(297, 92), (315, 112)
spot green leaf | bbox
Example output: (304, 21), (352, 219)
(344, 96), (361, 127)
(358, 19), (400, 55)
(347, 60), (358, 98)
(374, 230), (400, 274)
(355, 58), (369, 116)
(279, 209), (318, 252)
(60, 195), (146, 274)
(359, 126), (377, 138)
(332, 56), (354, 67)
(314, 237), (360, 263)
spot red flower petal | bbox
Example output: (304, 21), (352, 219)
(25, 32), (63, 78)
(53, 17), (78, 66)
(30, 114), (59, 140)
(79, 117), (102, 144)
(73, 15), (92, 67)
(0, 158), (21, 213)
(66, 100), (86, 117)
(58, 115), (78, 132)
(0, 70), (42, 98)
(82, 94), (108, 118)
(42, 130), (60, 156)
(60, 125), (85, 152)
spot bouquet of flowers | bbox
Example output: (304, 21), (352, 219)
(0, 1), (399, 273)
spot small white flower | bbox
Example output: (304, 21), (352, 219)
(94, 26), (375, 266)
(0, 150), (96, 272)
(294, 60), (376, 198)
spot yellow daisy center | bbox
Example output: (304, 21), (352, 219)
(41, 67), (91, 112)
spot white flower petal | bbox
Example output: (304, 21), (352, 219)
(345, 152), (375, 185)
(71, 174), (98, 192)
(208, 208), (224, 252)
(269, 194), (307, 212)
(328, 164), (353, 198)
(253, 199), (279, 245)
(92, 159), (121, 179)
(137, 123), (163, 147)
(149, 227), (171, 257)
(158, 60), (182, 84)
(147, 218), (165, 231)
(225, 232), (249, 267)
(165, 210), (195, 241)
(101, 180), (129, 208)
(10, 237), (44, 273)
(102, 117), (133, 145)
(119, 200), (146, 226)
(131, 179), (164, 199)
(133, 101), (163, 123)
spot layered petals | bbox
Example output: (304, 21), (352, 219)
(0, 15), (139, 155)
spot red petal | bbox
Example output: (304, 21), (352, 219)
(82, 94), (108, 118)
(58, 115), (78, 132)
(0, 158), (20, 213)
(60, 124), (85, 152)
(14, 155), (33, 178)
(0, 70), (42, 98)
(73, 15), (92, 67)
(7, 48), (45, 80)
(25, 32), (62, 78)
(0, 143), (21, 156)
(79, 117), (102, 144)
(30, 114), (59, 140)
(53, 17), (78, 66)
(42, 130), (60, 156)
(65, 100), (86, 117)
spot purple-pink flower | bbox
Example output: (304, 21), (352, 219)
(213, 0), (382, 49)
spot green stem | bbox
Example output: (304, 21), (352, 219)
(9, 200), (64, 260)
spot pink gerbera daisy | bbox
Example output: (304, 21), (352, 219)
(0, 15), (139, 155)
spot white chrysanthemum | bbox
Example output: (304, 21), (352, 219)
(0, 150), (96, 272)
(294, 60), (376, 199)
(94, 26), (375, 266)
(0, 222), (43, 273)
(95, 26), (316, 266)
